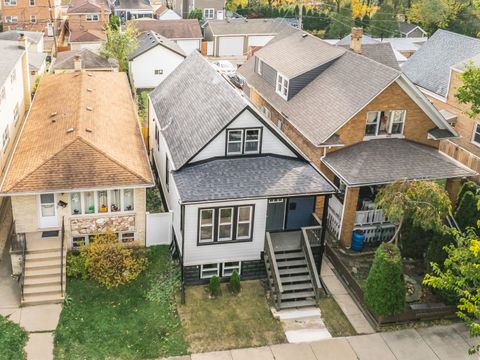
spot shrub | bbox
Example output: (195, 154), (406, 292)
(81, 232), (148, 289)
(364, 243), (406, 316)
(228, 270), (241, 294)
(400, 219), (433, 259)
(208, 276), (221, 297)
(425, 226), (455, 272)
(66, 252), (88, 279)
(455, 191), (479, 230)
(456, 181), (478, 207)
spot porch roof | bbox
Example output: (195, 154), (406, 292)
(322, 139), (476, 186)
(172, 155), (335, 203)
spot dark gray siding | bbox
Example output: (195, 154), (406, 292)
(408, 28), (425, 38)
(288, 60), (334, 99)
(261, 61), (277, 88)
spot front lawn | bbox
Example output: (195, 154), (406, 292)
(177, 281), (286, 353)
(54, 246), (187, 360)
(319, 297), (357, 337)
(0, 315), (27, 360)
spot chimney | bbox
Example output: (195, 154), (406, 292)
(350, 27), (363, 54)
(18, 33), (26, 49)
(74, 55), (82, 71)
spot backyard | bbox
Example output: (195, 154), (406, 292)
(0, 315), (27, 360)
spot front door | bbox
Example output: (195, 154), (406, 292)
(266, 198), (286, 232)
(39, 193), (58, 228)
(286, 196), (315, 230)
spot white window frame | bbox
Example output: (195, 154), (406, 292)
(236, 206), (253, 240)
(72, 189), (135, 216)
(199, 208), (214, 243)
(472, 122), (480, 147)
(86, 14), (99, 21)
(217, 207), (234, 241)
(30, 15), (36, 23)
(154, 69), (163, 75)
(226, 129), (243, 155)
(13, 103), (19, 124)
(200, 263), (219, 279)
(120, 231), (135, 243)
(70, 192), (82, 215)
(5, 15), (18, 23)
(203, 8), (214, 19)
(2, 126), (9, 151)
(29, 0), (35, 6)
(364, 110), (406, 138)
(222, 261), (241, 277)
(387, 110), (406, 135)
(276, 72), (289, 100)
(4, 0), (17, 6)
(244, 129), (261, 154)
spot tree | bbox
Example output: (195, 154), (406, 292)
(225, 0), (248, 11)
(424, 229), (480, 354)
(109, 15), (120, 30)
(406, 0), (450, 33)
(325, 10), (354, 39)
(375, 180), (451, 245)
(368, 6), (399, 38)
(454, 191), (479, 230)
(351, 0), (379, 19)
(188, 8), (203, 20)
(100, 23), (138, 72)
(455, 63), (480, 118)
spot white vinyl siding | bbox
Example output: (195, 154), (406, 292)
(247, 35), (274, 47)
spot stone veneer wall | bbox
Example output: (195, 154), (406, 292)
(70, 215), (135, 235)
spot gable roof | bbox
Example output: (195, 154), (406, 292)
(206, 18), (289, 36)
(403, 29), (480, 98)
(238, 29), (401, 146)
(53, 49), (118, 70)
(129, 30), (185, 60)
(68, 0), (111, 13)
(399, 22), (425, 35)
(339, 42), (400, 70)
(69, 29), (106, 42)
(337, 33), (378, 46)
(452, 53), (480, 72)
(0, 30), (43, 44)
(116, 0), (153, 10)
(149, 52), (247, 169)
(131, 19), (202, 39)
(0, 40), (24, 87)
(1, 72), (153, 194)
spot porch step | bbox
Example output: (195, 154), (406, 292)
(25, 259), (62, 271)
(279, 267), (309, 276)
(275, 251), (304, 260)
(280, 274), (311, 284)
(280, 299), (317, 309)
(21, 293), (64, 306)
(25, 267), (61, 279)
(277, 259), (307, 268)
(26, 250), (62, 262)
(281, 291), (315, 300)
(283, 283), (315, 292)
(24, 276), (63, 287)
(23, 284), (62, 296)
(26, 247), (62, 255)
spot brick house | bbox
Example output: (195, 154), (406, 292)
(403, 30), (480, 184)
(238, 28), (475, 249)
(2, 0), (61, 35)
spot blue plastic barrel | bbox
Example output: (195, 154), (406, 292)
(351, 230), (365, 252)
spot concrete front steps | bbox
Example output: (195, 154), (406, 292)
(22, 246), (65, 306)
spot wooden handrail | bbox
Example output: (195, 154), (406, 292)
(265, 232), (283, 307)
(301, 227), (322, 302)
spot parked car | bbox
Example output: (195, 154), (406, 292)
(211, 60), (236, 75)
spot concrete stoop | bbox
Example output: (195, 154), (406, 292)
(271, 307), (332, 343)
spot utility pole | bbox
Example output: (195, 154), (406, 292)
(298, 0), (303, 30)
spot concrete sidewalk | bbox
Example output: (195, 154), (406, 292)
(162, 323), (477, 360)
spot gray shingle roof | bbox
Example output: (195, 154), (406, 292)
(129, 30), (185, 60)
(149, 52), (247, 169)
(131, 19), (202, 39)
(452, 53), (480, 72)
(116, 0), (152, 10)
(403, 30), (480, 97)
(238, 29), (400, 146)
(0, 41), (24, 87)
(399, 22), (424, 35)
(339, 43), (400, 70)
(29, 51), (47, 71)
(322, 139), (475, 186)
(173, 155), (335, 202)
(0, 30), (43, 44)
(206, 18), (289, 36)
(53, 49), (118, 70)
(337, 34), (379, 46)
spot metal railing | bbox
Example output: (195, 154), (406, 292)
(9, 222), (27, 301)
(60, 216), (66, 297)
(264, 232), (283, 309)
(301, 226), (322, 302)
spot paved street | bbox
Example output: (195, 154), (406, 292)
(163, 323), (479, 360)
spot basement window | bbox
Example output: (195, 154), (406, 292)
(222, 261), (241, 277)
(200, 263), (219, 279)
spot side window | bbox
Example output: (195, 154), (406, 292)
(226, 129), (243, 155)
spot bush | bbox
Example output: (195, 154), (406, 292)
(454, 191), (479, 230)
(425, 226), (455, 272)
(81, 232), (148, 289)
(66, 252), (88, 279)
(364, 243), (406, 316)
(208, 276), (221, 297)
(456, 181), (478, 207)
(228, 270), (241, 294)
(400, 220), (433, 259)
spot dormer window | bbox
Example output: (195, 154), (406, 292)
(226, 128), (262, 156)
(276, 73), (289, 100)
(365, 110), (406, 137)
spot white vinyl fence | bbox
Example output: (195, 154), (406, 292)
(146, 211), (173, 247)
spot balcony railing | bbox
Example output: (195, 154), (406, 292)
(354, 209), (387, 225)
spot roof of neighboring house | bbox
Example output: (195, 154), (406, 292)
(206, 18), (289, 36)
(379, 37), (427, 52)
(149, 52), (247, 169)
(399, 22), (425, 35)
(337, 33), (378, 46)
(69, 29), (106, 43)
(173, 155), (335, 202)
(322, 139), (475, 186)
(130, 19), (202, 39)
(339, 42), (400, 70)
(0, 72), (153, 194)
(53, 49), (118, 70)
(29, 51), (47, 71)
(0, 30), (43, 44)
(238, 29), (401, 146)
(128, 30), (185, 60)
(68, 0), (111, 14)
(116, 0), (153, 10)
(451, 53), (480, 72)
(0, 40), (24, 87)
(402, 30), (480, 97)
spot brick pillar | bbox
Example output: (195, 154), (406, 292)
(315, 195), (325, 220)
(445, 178), (462, 208)
(340, 186), (360, 249)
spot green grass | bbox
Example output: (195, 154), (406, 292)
(319, 297), (357, 337)
(54, 246), (187, 360)
(0, 315), (27, 360)
(177, 281), (286, 353)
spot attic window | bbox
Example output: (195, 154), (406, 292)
(276, 73), (289, 100)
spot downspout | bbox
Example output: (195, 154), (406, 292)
(180, 203), (186, 304)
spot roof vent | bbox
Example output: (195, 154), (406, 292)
(86, 106), (93, 111)
(87, 88), (93, 92)
(50, 112), (57, 117)
(85, 128), (92, 133)
(66, 128), (74, 133)
(302, 33), (308, 38)
(87, 73), (93, 77)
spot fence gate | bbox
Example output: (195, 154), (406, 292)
(146, 211), (173, 247)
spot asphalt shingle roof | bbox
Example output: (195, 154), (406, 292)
(173, 156), (335, 202)
(29, 52), (47, 71)
(116, 0), (152, 10)
(149, 52), (247, 169)
(337, 34), (379, 45)
(0, 40), (24, 88)
(399, 22), (423, 35)
(206, 18), (289, 36)
(403, 30), (480, 97)
(339, 42), (400, 70)
(129, 30), (185, 60)
(0, 30), (43, 44)
(322, 139), (475, 186)
(53, 49), (118, 70)
(131, 19), (202, 39)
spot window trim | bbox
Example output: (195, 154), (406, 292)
(6, 15), (18, 23)
(203, 8), (215, 19)
(198, 208), (214, 243)
(30, 15), (36, 23)
(2, 125), (10, 151)
(472, 122), (480, 147)
(256, 58), (262, 75)
(29, 0), (35, 6)
(225, 127), (263, 156)
(217, 207), (234, 241)
(226, 129), (244, 155)
(86, 14), (99, 21)
(364, 110), (406, 138)
(200, 263), (219, 279)
(222, 261), (241, 277)
(165, 155), (170, 192)
(71, 189), (135, 216)
(154, 69), (164, 75)
(275, 72), (289, 100)
(236, 206), (253, 240)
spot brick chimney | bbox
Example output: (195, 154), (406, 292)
(350, 27), (363, 54)
(74, 55), (82, 71)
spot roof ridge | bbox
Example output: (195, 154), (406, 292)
(435, 29), (480, 44)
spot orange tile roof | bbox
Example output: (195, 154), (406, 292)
(1, 72), (153, 193)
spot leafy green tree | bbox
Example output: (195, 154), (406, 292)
(455, 63), (480, 118)
(100, 23), (138, 72)
(364, 243), (406, 316)
(188, 8), (203, 20)
(406, 0), (449, 33)
(424, 230), (480, 354)
(109, 15), (120, 30)
(368, 6), (399, 37)
(455, 191), (479, 231)
(325, 10), (354, 39)
(375, 180), (451, 245)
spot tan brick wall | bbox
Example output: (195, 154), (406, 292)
(68, 14), (108, 33)
(11, 195), (38, 233)
(3, 0), (61, 32)
(340, 187), (359, 248)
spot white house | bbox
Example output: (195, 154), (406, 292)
(149, 52), (335, 308)
(128, 31), (186, 89)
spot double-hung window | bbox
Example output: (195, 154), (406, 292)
(199, 209), (214, 243)
(86, 14), (99, 21)
(472, 123), (480, 146)
(218, 208), (233, 241)
(365, 110), (406, 137)
(6, 16), (18, 23)
(226, 129), (243, 155)
(256, 58), (262, 75)
(276, 73), (289, 99)
(244, 129), (260, 154)
(236, 206), (252, 239)
(30, 15), (36, 23)
(226, 128), (262, 156)
(29, 0), (35, 5)
(203, 8), (214, 19)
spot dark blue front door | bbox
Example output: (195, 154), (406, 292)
(286, 196), (315, 230)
